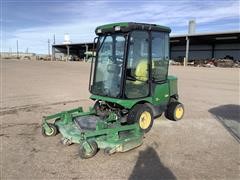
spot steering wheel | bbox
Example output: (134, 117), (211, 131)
(126, 75), (147, 83)
(108, 55), (123, 65)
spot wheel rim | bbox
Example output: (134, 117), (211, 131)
(139, 111), (151, 129)
(45, 127), (54, 136)
(175, 106), (184, 119)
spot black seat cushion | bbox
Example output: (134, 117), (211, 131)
(74, 115), (101, 131)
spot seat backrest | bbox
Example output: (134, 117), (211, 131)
(134, 60), (148, 84)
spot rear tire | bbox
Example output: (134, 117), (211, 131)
(127, 104), (154, 133)
(165, 102), (184, 121)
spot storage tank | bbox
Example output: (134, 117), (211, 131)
(63, 33), (71, 44)
(188, 20), (196, 34)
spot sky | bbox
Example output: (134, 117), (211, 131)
(1, 0), (240, 54)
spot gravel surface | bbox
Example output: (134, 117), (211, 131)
(1, 59), (239, 180)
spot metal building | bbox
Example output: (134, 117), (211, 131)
(170, 31), (240, 63)
(52, 42), (94, 61)
(51, 31), (240, 62)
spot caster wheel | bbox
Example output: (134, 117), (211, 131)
(42, 123), (58, 137)
(104, 148), (112, 155)
(79, 141), (98, 159)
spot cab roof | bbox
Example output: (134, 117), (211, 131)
(95, 22), (171, 35)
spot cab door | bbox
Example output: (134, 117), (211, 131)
(124, 31), (150, 99)
(151, 32), (170, 106)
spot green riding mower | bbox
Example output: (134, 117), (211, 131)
(42, 22), (184, 159)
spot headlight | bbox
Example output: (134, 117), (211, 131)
(97, 29), (102, 33)
(115, 26), (121, 31)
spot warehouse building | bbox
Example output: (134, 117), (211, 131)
(52, 31), (240, 62)
(52, 42), (94, 61)
(170, 31), (240, 62)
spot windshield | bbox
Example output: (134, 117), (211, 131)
(91, 34), (126, 97)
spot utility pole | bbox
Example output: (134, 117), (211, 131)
(48, 39), (50, 56)
(185, 36), (189, 66)
(51, 35), (56, 61)
(9, 47), (11, 57)
(16, 40), (19, 59)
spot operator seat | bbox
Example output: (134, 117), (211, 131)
(125, 59), (149, 98)
(134, 60), (148, 84)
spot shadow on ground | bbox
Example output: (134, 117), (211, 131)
(129, 146), (176, 180)
(209, 104), (240, 142)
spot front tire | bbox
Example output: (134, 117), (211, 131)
(127, 104), (154, 133)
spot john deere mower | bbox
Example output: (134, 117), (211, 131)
(42, 22), (184, 159)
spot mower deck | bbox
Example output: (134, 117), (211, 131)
(42, 107), (144, 158)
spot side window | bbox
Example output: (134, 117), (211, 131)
(152, 32), (169, 82)
(115, 36), (125, 59)
(125, 31), (149, 98)
(98, 36), (112, 63)
(95, 36), (113, 83)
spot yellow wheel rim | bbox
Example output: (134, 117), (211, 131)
(139, 111), (151, 129)
(175, 106), (184, 119)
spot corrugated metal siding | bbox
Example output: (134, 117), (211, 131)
(170, 44), (240, 60)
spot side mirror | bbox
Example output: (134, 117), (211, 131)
(94, 37), (99, 51)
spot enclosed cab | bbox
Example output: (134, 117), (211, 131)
(89, 22), (183, 125)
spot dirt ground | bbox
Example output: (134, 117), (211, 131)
(0, 59), (239, 180)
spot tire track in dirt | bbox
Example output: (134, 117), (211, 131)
(0, 99), (89, 116)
